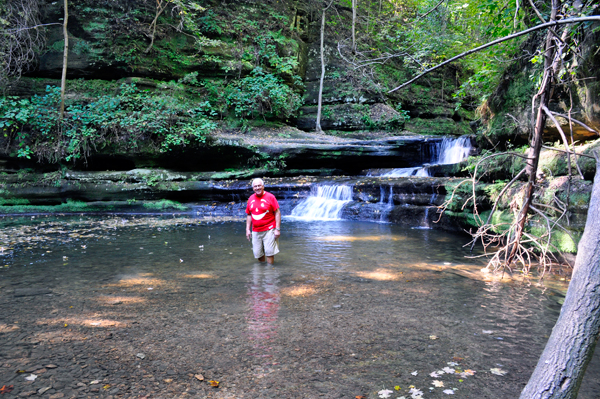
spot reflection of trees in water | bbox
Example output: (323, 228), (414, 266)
(246, 264), (280, 358)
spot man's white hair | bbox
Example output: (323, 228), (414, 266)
(251, 178), (264, 186)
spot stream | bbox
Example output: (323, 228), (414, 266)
(1, 215), (599, 398)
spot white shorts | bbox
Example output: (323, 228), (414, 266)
(252, 230), (280, 258)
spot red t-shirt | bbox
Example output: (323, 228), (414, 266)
(246, 191), (279, 232)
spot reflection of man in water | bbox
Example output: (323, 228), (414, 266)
(246, 264), (280, 355)
(246, 178), (281, 264)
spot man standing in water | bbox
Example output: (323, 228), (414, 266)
(246, 178), (281, 264)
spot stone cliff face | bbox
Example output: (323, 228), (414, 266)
(14, 0), (473, 138)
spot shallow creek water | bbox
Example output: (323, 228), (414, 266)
(0, 215), (599, 399)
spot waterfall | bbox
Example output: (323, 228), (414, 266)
(435, 136), (472, 165)
(289, 185), (353, 220)
(382, 136), (472, 177)
(378, 185), (394, 222)
(412, 206), (432, 230)
(382, 167), (430, 178)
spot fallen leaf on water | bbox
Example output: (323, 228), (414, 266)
(377, 389), (393, 398)
(0, 385), (14, 394)
(447, 361), (459, 366)
(103, 385), (111, 389)
(490, 368), (507, 376)
(459, 369), (476, 377)
(355, 396), (365, 399)
(429, 335), (438, 340)
(90, 380), (100, 385)
(432, 380), (444, 387)
(443, 389), (455, 394)
(411, 370), (418, 376)
(164, 378), (173, 383)
(194, 374), (204, 381)
(430, 371), (441, 378)
(442, 367), (455, 374)
(209, 380), (219, 387)
(394, 385), (401, 390)
(25, 374), (37, 381)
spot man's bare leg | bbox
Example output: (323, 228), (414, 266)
(258, 255), (266, 262)
(266, 256), (275, 264)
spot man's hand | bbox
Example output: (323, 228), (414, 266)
(274, 229), (281, 239)
(246, 229), (252, 241)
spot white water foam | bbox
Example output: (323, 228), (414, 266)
(383, 136), (472, 177)
(378, 185), (395, 222)
(382, 166), (431, 178)
(289, 185), (353, 221)
(436, 136), (472, 165)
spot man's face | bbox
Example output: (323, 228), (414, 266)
(252, 181), (265, 196)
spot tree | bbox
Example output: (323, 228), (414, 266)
(351, 0), (357, 53)
(59, 0), (68, 119)
(388, 5), (600, 272)
(519, 152), (600, 398)
(380, 2), (600, 394)
(315, 0), (335, 133)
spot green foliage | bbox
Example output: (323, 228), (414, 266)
(143, 199), (188, 211)
(253, 31), (299, 77)
(225, 68), (302, 120)
(247, 152), (287, 172)
(0, 83), (218, 163)
(464, 148), (528, 179)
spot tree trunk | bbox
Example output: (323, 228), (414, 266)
(506, 0), (558, 265)
(315, 6), (326, 133)
(519, 153), (600, 398)
(59, 0), (68, 119)
(351, 0), (357, 53)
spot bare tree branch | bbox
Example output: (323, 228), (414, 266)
(2, 23), (62, 33)
(550, 111), (600, 134)
(540, 145), (596, 159)
(416, 0), (445, 21)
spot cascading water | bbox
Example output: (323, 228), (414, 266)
(436, 136), (473, 165)
(383, 136), (472, 177)
(382, 167), (430, 178)
(289, 185), (353, 220)
(378, 185), (394, 222)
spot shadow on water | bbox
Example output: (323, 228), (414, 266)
(0, 216), (598, 398)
